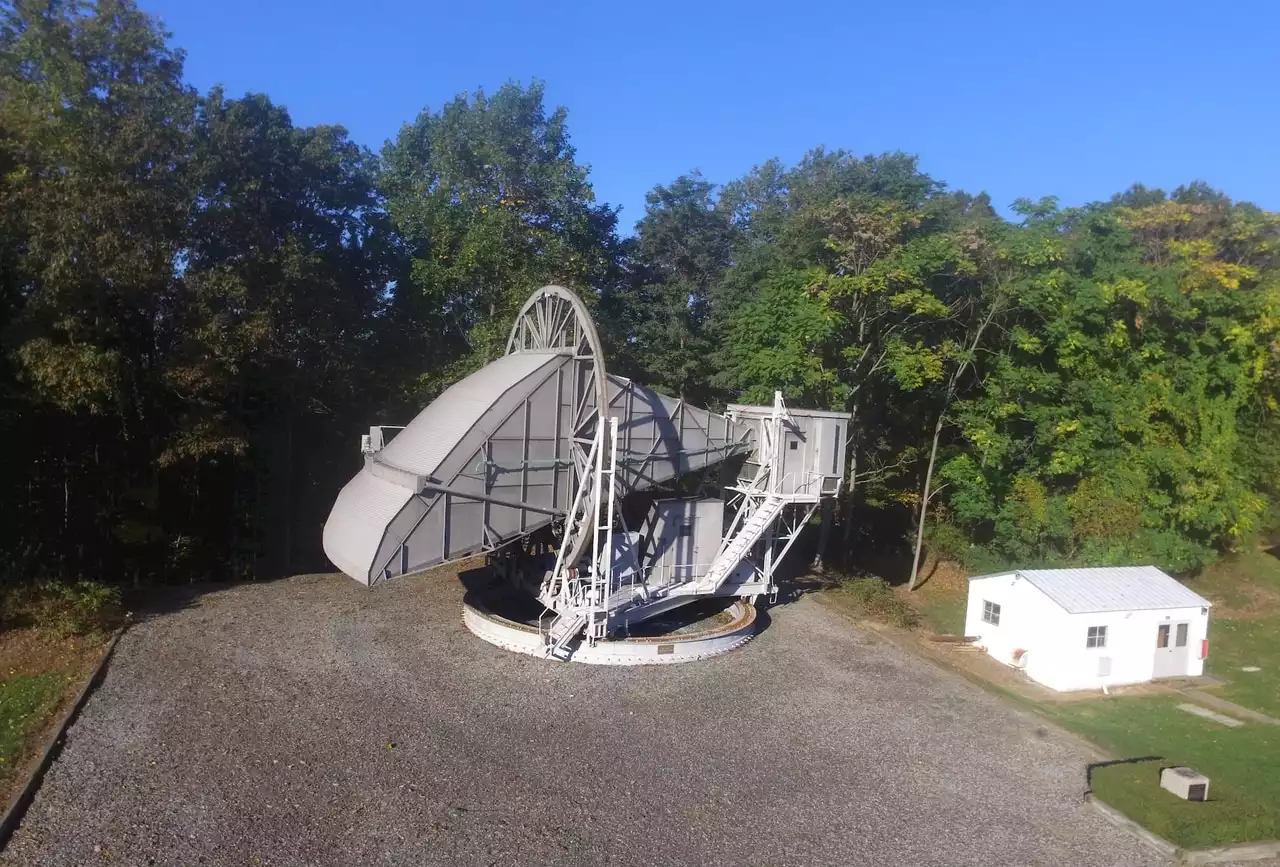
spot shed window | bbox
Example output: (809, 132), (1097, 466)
(1086, 626), (1107, 649)
(1157, 624), (1170, 649)
(1176, 623), (1188, 647)
(788, 440), (798, 451)
(981, 600), (1000, 626)
(677, 521), (694, 538)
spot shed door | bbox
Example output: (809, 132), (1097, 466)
(1153, 621), (1191, 678)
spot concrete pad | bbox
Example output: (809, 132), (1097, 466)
(1178, 702), (1245, 727)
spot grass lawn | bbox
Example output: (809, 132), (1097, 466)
(0, 586), (118, 803)
(913, 591), (966, 634)
(1042, 695), (1279, 848)
(900, 559), (970, 635)
(1189, 550), (1280, 718)
(879, 549), (1280, 849)
(0, 673), (64, 784)
(1208, 618), (1279, 718)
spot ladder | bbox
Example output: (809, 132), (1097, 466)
(543, 422), (605, 606)
(586, 418), (619, 644)
(544, 611), (588, 659)
(696, 494), (787, 592)
(542, 417), (619, 657)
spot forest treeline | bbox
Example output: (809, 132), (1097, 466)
(2, 0), (1278, 590)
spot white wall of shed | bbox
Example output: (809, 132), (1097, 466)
(964, 575), (1062, 680)
(965, 577), (1209, 691)
(1040, 605), (1208, 691)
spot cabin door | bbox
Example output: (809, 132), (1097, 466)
(1153, 621), (1190, 678)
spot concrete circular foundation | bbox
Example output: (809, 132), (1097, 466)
(462, 592), (758, 665)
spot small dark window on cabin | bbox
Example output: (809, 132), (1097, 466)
(982, 600), (1000, 626)
(1086, 626), (1107, 649)
(1176, 623), (1188, 647)
(788, 440), (798, 450)
(677, 521), (694, 538)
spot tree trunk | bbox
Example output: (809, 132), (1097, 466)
(906, 294), (1002, 590)
(812, 499), (834, 570)
(284, 400), (294, 573)
(907, 410), (945, 591)
(839, 404), (859, 564)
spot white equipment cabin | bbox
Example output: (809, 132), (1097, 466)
(965, 566), (1211, 692)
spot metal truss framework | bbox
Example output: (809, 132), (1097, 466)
(536, 387), (836, 659)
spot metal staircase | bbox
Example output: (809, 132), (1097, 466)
(696, 494), (786, 593)
(537, 389), (842, 652)
(545, 611), (588, 659)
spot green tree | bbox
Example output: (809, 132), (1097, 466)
(170, 89), (391, 576)
(380, 81), (621, 394)
(0, 0), (196, 581)
(904, 209), (1064, 589)
(940, 192), (1280, 572)
(718, 185), (979, 567)
(712, 150), (943, 334)
(606, 172), (737, 402)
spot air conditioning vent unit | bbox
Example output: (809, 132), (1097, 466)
(1160, 766), (1209, 801)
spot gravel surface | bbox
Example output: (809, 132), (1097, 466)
(4, 569), (1172, 866)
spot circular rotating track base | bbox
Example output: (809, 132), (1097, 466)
(462, 595), (757, 665)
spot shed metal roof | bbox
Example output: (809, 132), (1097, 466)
(970, 566), (1211, 614)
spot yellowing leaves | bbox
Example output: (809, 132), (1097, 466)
(1068, 476), (1142, 541)
(1010, 326), (1043, 353)
(883, 339), (945, 391)
(1098, 277), (1148, 305)
(1171, 247), (1257, 292)
(887, 289), (950, 317)
(1105, 319), (1129, 349)
(1117, 200), (1196, 231)
(13, 338), (120, 415)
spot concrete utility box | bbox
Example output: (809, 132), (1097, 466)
(726, 405), (851, 499)
(641, 499), (724, 587)
(1160, 767), (1209, 801)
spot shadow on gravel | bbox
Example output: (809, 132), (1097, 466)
(127, 582), (213, 622)
(126, 572), (340, 624)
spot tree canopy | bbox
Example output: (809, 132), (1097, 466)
(2, 0), (1277, 590)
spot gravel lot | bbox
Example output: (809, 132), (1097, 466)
(4, 568), (1168, 867)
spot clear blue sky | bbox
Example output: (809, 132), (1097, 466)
(142, 0), (1279, 229)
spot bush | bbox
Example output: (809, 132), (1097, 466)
(925, 520), (1010, 575)
(837, 576), (918, 628)
(33, 580), (122, 638)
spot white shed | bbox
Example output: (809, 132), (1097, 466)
(964, 566), (1211, 692)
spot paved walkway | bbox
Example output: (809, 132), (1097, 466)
(4, 571), (1169, 866)
(1180, 689), (1280, 725)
